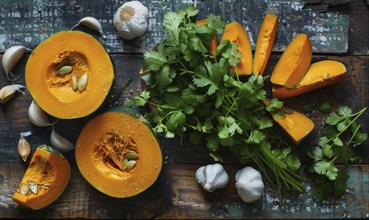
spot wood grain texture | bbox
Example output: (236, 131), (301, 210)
(157, 164), (369, 219)
(0, 0), (349, 53)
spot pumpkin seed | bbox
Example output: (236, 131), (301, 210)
(29, 181), (38, 194)
(56, 60), (71, 70)
(125, 160), (137, 172)
(283, 107), (294, 114)
(20, 183), (29, 195)
(71, 74), (78, 91)
(57, 65), (73, 76)
(77, 73), (88, 91)
(125, 150), (139, 160)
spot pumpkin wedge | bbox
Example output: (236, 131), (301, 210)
(253, 14), (278, 75)
(273, 60), (347, 99)
(13, 145), (71, 210)
(196, 19), (218, 56)
(75, 107), (163, 198)
(25, 31), (114, 119)
(271, 34), (312, 87)
(221, 21), (253, 75)
(263, 100), (314, 144)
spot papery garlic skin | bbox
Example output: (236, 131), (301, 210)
(195, 163), (229, 192)
(113, 1), (149, 40)
(0, 84), (25, 104)
(2, 46), (28, 80)
(235, 166), (264, 203)
(28, 100), (52, 127)
(50, 127), (75, 153)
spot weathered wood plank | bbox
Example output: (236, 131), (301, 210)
(157, 164), (369, 219)
(0, 163), (172, 219)
(0, 0), (349, 53)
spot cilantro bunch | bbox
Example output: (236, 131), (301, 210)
(135, 5), (303, 192)
(309, 105), (367, 201)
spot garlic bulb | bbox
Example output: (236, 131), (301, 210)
(235, 166), (264, 203)
(2, 46), (32, 81)
(50, 127), (74, 153)
(113, 1), (149, 40)
(195, 163), (229, 192)
(0, 84), (26, 104)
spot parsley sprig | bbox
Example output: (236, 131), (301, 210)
(309, 105), (367, 201)
(135, 5), (303, 193)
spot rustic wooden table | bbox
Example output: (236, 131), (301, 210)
(0, 0), (369, 219)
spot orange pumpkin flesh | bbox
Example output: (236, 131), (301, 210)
(273, 60), (347, 99)
(25, 31), (114, 119)
(253, 14), (278, 75)
(13, 145), (71, 210)
(271, 34), (312, 87)
(263, 101), (314, 145)
(221, 21), (253, 75)
(196, 19), (218, 56)
(75, 108), (163, 198)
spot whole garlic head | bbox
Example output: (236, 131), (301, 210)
(195, 163), (229, 192)
(113, 1), (149, 40)
(235, 166), (264, 203)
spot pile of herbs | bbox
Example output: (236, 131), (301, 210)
(133, 5), (368, 200)
(135, 5), (303, 193)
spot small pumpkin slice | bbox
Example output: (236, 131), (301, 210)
(271, 34), (312, 87)
(263, 100), (314, 145)
(221, 21), (253, 75)
(75, 107), (163, 198)
(196, 19), (218, 56)
(253, 14), (278, 75)
(13, 145), (71, 210)
(273, 60), (347, 99)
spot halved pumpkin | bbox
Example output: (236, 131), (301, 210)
(270, 34), (312, 87)
(263, 100), (314, 144)
(25, 31), (114, 119)
(221, 21), (253, 75)
(75, 107), (163, 198)
(13, 145), (71, 210)
(273, 60), (347, 99)
(253, 14), (278, 75)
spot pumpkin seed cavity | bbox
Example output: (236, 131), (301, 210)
(94, 130), (139, 173)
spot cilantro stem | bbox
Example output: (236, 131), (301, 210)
(328, 107), (367, 142)
(348, 124), (361, 145)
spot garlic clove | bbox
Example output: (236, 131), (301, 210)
(71, 16), (105, 38)
(195, 166), (206, 186)
(50, 127), (75, 153)
(0, 84), (26, 104)
(195, 163), (229, 192)
(28, 100), (54, 127)
(2, 46), (32, 81)
(235, 166), (264, 203)
(18, 132), (32, 162)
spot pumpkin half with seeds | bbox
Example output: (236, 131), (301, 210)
(25, 31), (114, 119)
(13, 145), (71, 210)
(75, 107), (163, 198)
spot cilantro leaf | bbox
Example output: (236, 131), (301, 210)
(135, 91), (150, 106)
